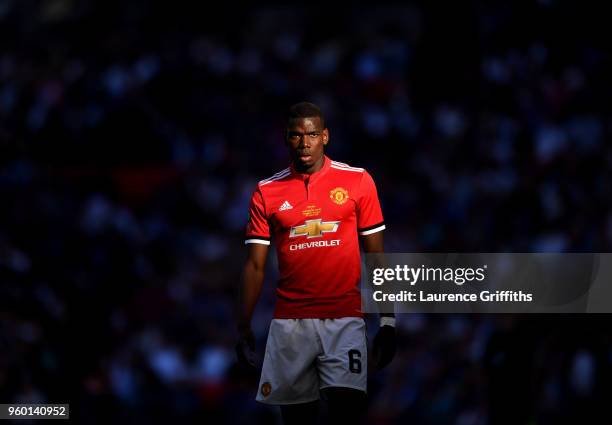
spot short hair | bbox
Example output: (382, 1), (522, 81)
(287, 102), (325, 128)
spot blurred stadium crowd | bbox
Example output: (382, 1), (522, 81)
(1, 0), (611, 424)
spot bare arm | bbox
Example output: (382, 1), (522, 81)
(238, 243), (269, 332)
(361, 230), (383, 254)
(361, 231), (394, 319)
(362, 230), (396, 370)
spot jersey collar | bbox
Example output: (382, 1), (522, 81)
(291, 155), (332, 181)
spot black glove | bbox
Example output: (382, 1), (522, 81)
(235, 328), (257, 368)
(372, 325), (396, 370)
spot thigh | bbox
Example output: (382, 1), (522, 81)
(257, 319), (322, 405)
(315, 318), (367, 393)
(280, 400), (319, 425)
(321, 387), (367, 424)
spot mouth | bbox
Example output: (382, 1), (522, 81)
(297, 152), (312, 162)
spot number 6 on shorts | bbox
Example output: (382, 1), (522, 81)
(348, 349), (361, 373)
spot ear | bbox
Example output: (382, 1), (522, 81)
(322, 128), (330, 146)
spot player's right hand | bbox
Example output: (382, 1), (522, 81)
(235, 327), (257, 368)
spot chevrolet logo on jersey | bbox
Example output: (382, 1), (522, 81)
(290, 219), (340, 239)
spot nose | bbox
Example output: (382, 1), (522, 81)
(298, 136), (310, 148)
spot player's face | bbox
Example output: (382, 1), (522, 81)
(286, 117), (329, 172)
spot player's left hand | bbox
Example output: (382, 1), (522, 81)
(372, 325), (396, 370)
(235, 327), (257, 369)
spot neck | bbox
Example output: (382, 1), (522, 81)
(294, 156), (325, 175)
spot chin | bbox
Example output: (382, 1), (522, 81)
(293, 155), (320, 170)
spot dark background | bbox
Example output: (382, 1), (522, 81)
(1, 1), (611, 423)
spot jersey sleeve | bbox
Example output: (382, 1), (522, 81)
(245, 186), (271, 245)
(356, 171), (385, 235)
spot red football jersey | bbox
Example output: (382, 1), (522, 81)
(245, 156), (385, 318)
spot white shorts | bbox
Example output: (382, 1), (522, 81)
(256, 317), (367, 405)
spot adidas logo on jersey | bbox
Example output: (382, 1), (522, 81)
(279, 200), (293, 211)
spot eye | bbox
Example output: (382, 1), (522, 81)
(308, 132), (320, 138)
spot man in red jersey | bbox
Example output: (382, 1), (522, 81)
(236, 102), (396, 424)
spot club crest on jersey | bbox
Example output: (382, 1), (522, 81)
(290, 219), (340, 238)
(329, 187), (349, 205)
(261, 382), (272, 397)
